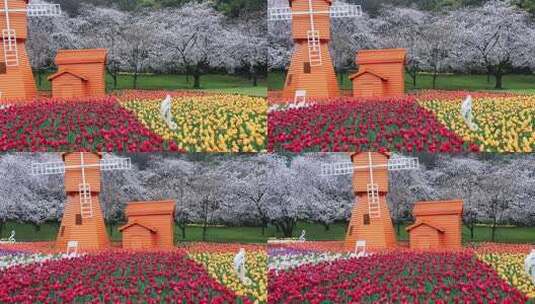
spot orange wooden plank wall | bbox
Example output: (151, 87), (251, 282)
(56, 153), (110, 251)
(352, 48), (407, 98)
(123, 200), (176, 250)
(0, 1), (37, 101)
(345, 194), (397, 251)
(290, 0), (331, 41)
(50, 49), (107, 99)
(409, 200), (464, 249)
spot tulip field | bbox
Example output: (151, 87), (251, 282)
(0, 91), (267, 152)
(268, 242), (535, 304)
(0, 243), (267, 304)
(121, 93), (267, 152)
(268, 91), (535, 153)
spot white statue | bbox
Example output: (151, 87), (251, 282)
(461, 95), (479, 131)
(233, 248), (252, 286)
(299, 230), (306, 242)
(525, 249), (535, 284)
(0, 230), (15, 244)
(160, 94), (177, 130)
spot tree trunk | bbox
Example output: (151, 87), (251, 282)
(33, 223), (41, 233)
(491, 219), (497, 242)
(396, 222), (401, 236)
(202, 218), (208, 241)
(133, 73), (139, 90)
(193, 74), (201, 89)
(261, 224), (265, 236)
(278, 218), (296, 238)
(495, 72), (503, 89)
(323, 223), (330, 231)
(432, 71), (438, 89)
(108, 223), (114, 239)
(0, 221), (4, 237)
(253, 75), (258, 87)
(470, 223), (474, 241)
(113, 73), (118, 90)
(38, 70), (43, 87)
(180, 225), (186, 239)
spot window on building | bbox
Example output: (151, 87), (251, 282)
(304, 62), (311, 74)
(60, 226), (65, 237)
(0, 62), (6, 74)
(75, 214), (82, 225)
(363, 214), (370, 225)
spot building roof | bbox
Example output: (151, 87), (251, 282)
(55, 49), (107, 65)
(125, 200), (176, 217)
(61, 152), (102, 161)
(289, 0), (331, 6)
(47, 70), (88, 82)
(412, 200), (464, 217)
(357, 48), (407, 65)
(119, 220), (157, 233)
(349, 70), (388, 81)
(349, 151), (391, 162)
(406, 220), (446, 233)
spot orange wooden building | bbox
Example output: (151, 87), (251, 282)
(350, 48), (407, 98)
(344, 152), (397, 251)
(48, 49), (107, 99)
(282, 0), (339, 99)
(120, 200), (176, 250)
(0, 0), (37, 101)
(56, 152), (110, 251)
(407, 200), (464, 250)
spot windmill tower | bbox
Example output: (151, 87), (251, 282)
(31, 152), (131, 251)
(269, 0), (361, 99)
(322, 152), (419, 250)
(0, 0), (61, 100)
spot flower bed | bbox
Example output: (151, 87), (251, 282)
(0, 252), (71, 270)
(478, 253), (535, 298)
(0, 97), (180, 152)
(121, 94), (267, 152)
(419, 95), (535, 152)
(0, 251), (250, 304)
(269, 252), (530, 303)
(268, 97), (478, 153)
(189, 251), (267, 303)
(269, 251), (359, 272)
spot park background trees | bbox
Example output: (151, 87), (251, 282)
(0, 153), (534, 242)
(268, 0), (535, 90)
(28, 0), (267, 90)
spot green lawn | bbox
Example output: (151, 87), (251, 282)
(281, 222), (535, 244)
(35, 73), (267, 97)
(268, 71), (535, 93)
(2, 221), (534, 244)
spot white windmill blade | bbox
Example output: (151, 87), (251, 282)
(99, 157), (132, 171)
(268, 6), (292, 21)
(330, 4), (362, 18)
(26, 4), (62, 17)
(31, 157), (131, 175)
(31, 161), (66, 175)
(321, 162), (388, 176)
(387, 157), (419, 171)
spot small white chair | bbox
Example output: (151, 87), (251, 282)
(355, 240), (366, 257)
(67, 241), (78, 255)
(294, 90), (306, 104)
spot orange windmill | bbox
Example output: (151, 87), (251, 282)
(31, 152), (131, 252)
(0, 0), (61, 100)
(268, 0), (362, 100)
(322, 152), (419, 251)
